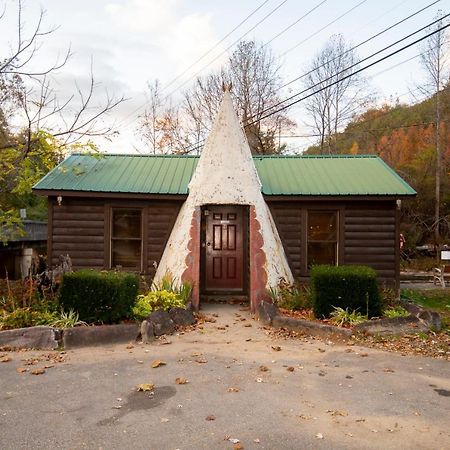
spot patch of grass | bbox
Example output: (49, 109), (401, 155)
(384, 306), (410, 318)
(401, 289), (450, 312)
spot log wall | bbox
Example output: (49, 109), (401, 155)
(268, 200), (399, 288)
(49, 197), (182, 274)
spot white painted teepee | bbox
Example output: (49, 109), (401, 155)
(154, 90), (293, 310)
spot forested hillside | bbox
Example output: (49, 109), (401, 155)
(305, 85), (450, 251)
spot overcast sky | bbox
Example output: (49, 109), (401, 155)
(0, 0), (446, 153)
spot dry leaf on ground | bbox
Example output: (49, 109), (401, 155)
(31, 368), (45, 375)
(175, 377), (188, 385)
(151, 360), (166, 368)
(287, 366), (295, 372)
(16, 367), (28, 373)
(195, 358), (208, 364)
(259, 365), (269, 372)
(0, 356), (12, 363)
(137, 383), (155, 392)
(227, 387), (239, 392)
(205, 415), (216, 421)
(271, 346), (281, 351)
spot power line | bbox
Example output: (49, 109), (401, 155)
(114, 0), (276, 129)
(280, 0), (440, 90)
(280, 0), (370, 57)
(161, 0), (272, 94)
(162, 0), (290, 101)
(187, 19), (450, 154)
(264, 0), (328, 46)
(251, 20), (450, 125)
(247, 12), (450, 125)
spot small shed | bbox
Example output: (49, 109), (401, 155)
(34, 92), (416, 310)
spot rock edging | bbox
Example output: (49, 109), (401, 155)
(256, 301), (351, 341)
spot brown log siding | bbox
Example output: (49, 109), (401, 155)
(49, 197), (182, 274)
(268, 200), (398, 288)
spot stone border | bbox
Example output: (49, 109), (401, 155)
(0, 323), (141, 350)
(256, 301), (351, 341)
(256, 300), (442, 341)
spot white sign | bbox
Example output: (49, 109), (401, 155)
(441, 251), (450, 260)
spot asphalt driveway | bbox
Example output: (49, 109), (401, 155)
(1, 303), (449, 450)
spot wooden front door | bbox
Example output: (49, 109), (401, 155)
(202, 205), (247, 293)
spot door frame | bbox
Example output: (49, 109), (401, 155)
(200, 204), (249, 295)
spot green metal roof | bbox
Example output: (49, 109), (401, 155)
(33, 153), (416, 197)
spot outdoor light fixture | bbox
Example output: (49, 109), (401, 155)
(57, 195), (62, 206)
(396, 199), (402, 210)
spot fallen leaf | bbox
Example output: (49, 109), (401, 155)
(16, 367), (28, 373)
(245, 338), (252, 342)
(191, 352), (202, 357)
(160, 417), (169, 423)
(298, 414), (312, 420)
(255, 377), (264, 383)
(233, 444), (244, 450)
(137, 360), (144, 364)
(112, 405), (122, 409)
(315, 433), (324, 439)
(345, 348), (354, 353)
(253, 438), (260, 443)
(0, 356), (11, 363)
(137, 383), (155, 392)
(195, 358), (208, 364)
(217, 326), (226, 330)
(175, 377), (188, 385)
(151, 360), (166, 368)
(228, 438), (240, 444)
(244, 323), (252, 327)
(205, 415), (216, 421)
(259, 365), (269, 372)
(383, 368), (395, 373)
(126, 343), (134, 349)
(360, 353), (369, 357)
(287, 366), (295, 372)
(271, 346), (281, 352)
(43, 364), (54, 369)
(318, 348), (326, 353)
(227, 387), (239, 392)
(326, 409), (348, 417)
(31, 368), (45, 375)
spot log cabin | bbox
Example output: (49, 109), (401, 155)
(33, 91), (416, 311)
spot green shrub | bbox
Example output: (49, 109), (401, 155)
(384, 306), (410, 318)
(59, 270), (139, 324)
(310, 265), (382, 319)
(0, 308), (57, 330)
(267, 280), (312, 311)
(132, 290), (185, 320)
(329, 306), (367, 327)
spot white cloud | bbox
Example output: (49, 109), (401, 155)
(104, 0), (225, 83)
(105, 0), (177, 33)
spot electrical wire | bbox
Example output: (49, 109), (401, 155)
(247, 12), (450, 125)
(280, 0), (370, 57)
(186, 20), (450, 154)
(280, 0), (440, 90)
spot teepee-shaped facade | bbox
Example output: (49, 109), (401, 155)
(154, 90), (293, 311)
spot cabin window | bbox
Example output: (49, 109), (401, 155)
(307, 210), (338, 268)
(111, 208), (142, 270)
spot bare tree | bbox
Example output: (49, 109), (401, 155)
(418, 10), (450, 251)
(0, 1), (124, 243)
(303, 34), (370, 153)
(182, 40), (295, 154)
(138, 80), (189, 154)
(0, 1), (124, 154)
